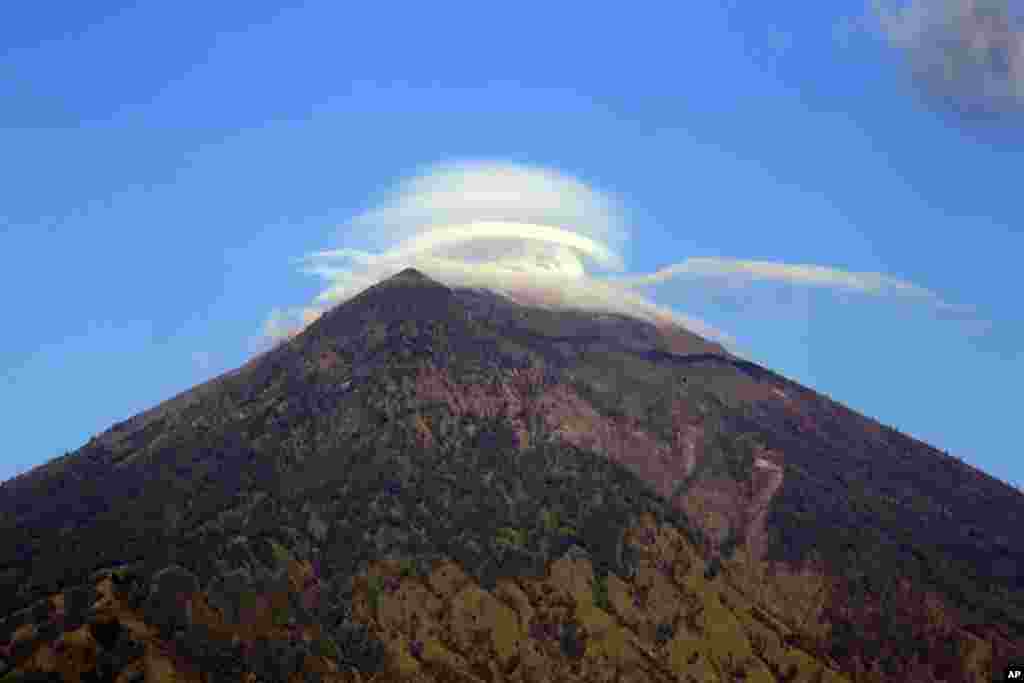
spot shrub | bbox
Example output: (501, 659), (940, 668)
(559, 622), (586, 660)
(237, 590), (267, 624)
(719, 528), (741, 560)
(704, 557), (723, 580)
(248, 637), (277, 681)
(315, 636), (340, 661)
(29, 601), (49, 623)
(539, 508), (560, 533)
(249, 536), (280, 569)
(96, 630), (144, 676)
(143, 565), (199, 637)
(495, 527), (526, 549)
(366, 576), (383, 617)
(591, 574), (611, 611)
(271, 603), (291, 627)
(89, 619), (123, 650)
(655, 621), (675, 646)
(269, 539), (292, 566)
(334, 621), (386, 673)
(272, 640), (305, 679)
(398, 559), (415, 578)
(14, 672), (64, 682)
(64, 585), (97, 621)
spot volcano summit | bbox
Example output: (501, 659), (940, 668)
(1, 268), (1022, 682)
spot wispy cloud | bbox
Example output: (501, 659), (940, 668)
(262, 161), (981, 351)
(259, 306), (325, 346)
(616, 257), (977, 314)
(872, 0), (1024, 119)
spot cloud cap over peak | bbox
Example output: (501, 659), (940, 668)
(261, 160), (982, 354)
(346, 160), (629, 253)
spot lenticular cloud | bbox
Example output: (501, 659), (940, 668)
(263, 160), (733, 346)
(261, 160), (976, 348)
(303, 160), (630, 307)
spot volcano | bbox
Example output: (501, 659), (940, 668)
(1, 268), (1021, 682)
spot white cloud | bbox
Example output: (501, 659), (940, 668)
(261, 160), (980, 353)
(259, 306), (325, 345)
(873, 0), (1024, 116)
(344, 159), (628, 252)
(616, 257), (977, 313)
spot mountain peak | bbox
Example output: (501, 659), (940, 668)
(386, 267), (435, 285)
(2, 259), (1023, 682)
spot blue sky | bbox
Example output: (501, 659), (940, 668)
(1, 1), (1021, 488)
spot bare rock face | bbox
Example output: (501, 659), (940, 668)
(0, 271), (1021, 681)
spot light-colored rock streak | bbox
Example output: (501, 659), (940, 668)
(744, 455), (784, 562)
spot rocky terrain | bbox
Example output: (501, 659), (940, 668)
(1, 268), (1021, 682)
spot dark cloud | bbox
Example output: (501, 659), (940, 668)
(874, 0), (1024, 124)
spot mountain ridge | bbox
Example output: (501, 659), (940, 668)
(1, 271), (1021, 682)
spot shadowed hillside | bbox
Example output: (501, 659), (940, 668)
(1, 268), (1021, 682)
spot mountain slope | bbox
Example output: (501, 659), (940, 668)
(1, 268), (1021, 683)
